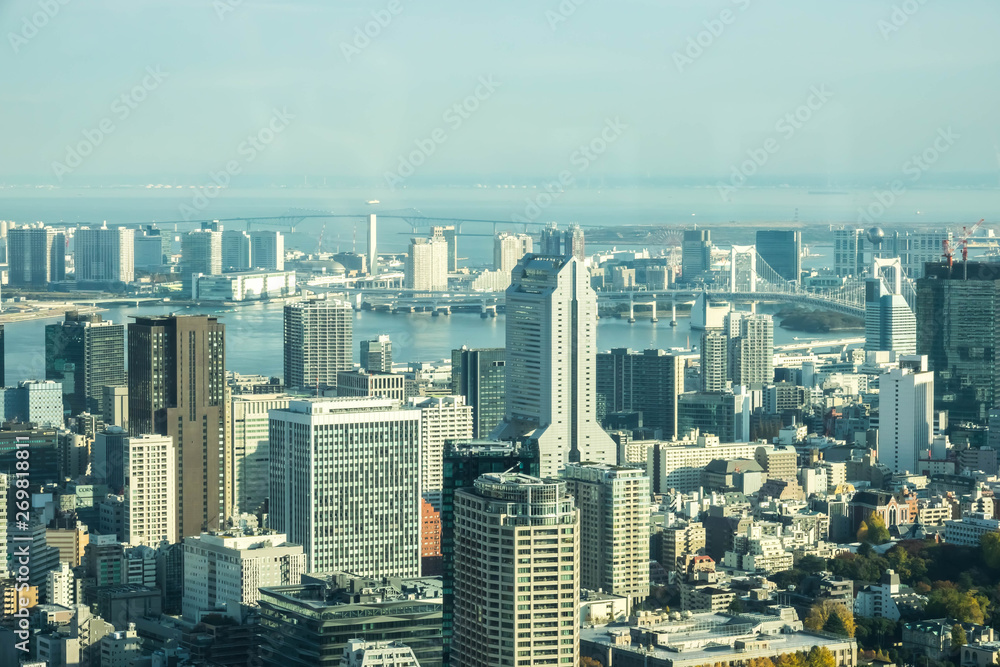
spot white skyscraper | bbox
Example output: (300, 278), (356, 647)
(74, 226), (135, 284)
(865, 259), (916, 357)
(230, 393), (291, 515)
(405, 236), (448, 290)
(878, 355), (933, 474)
(407, 395), (473, 511)
(451, 473), (579, 667)
(494, 255), (616, 477)
(124, 434), (177, 547)
(732, 313), (774, 387)
(46, 561), (75, 607)
(269, 397), (421, 576)
(493, 232), (533, 274)
(367, 214), (378, 276)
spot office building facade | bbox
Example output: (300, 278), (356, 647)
(407, 395), (473, 511)
(250, 230), (285, 270)
(45, 311), (126, 416)
(8, 226), (66, 287)
(451, 347), (505, 439)
(361, 335), (392, 373)
(494, 232), (533, 275)
(269, 398), (421, 576)
(128, 315), (228, 538)
(221, 230), (252, 272)
(681, 230), (712, 282)
(230, 393), (290, 516)
(596, 348), (684, 440)
(755, 230), (801, 283)
(405, 236), (449, 290)
(878, 356), (933, 474)
(124, 434), (177, 547)
(494, 255), (615, 477)
(74, 226), (135, 285)
(283, 297), (353, 391)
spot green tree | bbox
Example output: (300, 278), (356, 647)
(927, 588), (988, 625)
(982, 532), (1000, 570)
(952, 624), (968, 652)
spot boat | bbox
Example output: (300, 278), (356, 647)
(366, 199), (380, 205)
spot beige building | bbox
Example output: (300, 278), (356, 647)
(451, 473), (579, 667)
(407, 395), (473, 511)
(661, 522), (706, 572)
(756, 445), (798, 481)
(230, 393), (291, 516)
(564, 463), (650, 610)
(125, 434), (177, 547)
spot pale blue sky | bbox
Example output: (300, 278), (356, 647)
(2, 0), (999, 185)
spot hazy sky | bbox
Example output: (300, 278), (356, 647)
(3, 0), (999, 186)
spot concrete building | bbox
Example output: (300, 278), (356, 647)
(0, 380), (64, 427)
(8, 226), (66, 287)
(341, 639), (421, 667)
(93, 426), (129, 490)
(46, 311), (125, 417)
(405, 236), (449, 291)
(494, 255), (616, 477)
(258, 572), (442, 667)
(730, 313), (774, 387)
(451, 347), (505, 439)
(337, 370), (406, 400)
(700, 331), (729, 392)
(879, 355), (933, 474)
(432, 225), (458, 272)
(854, 568), (926, 621)
(361, 335), (392, 373)
(124, 434), (177, 547)
(192, 270), (296, 301)
(230, 393), (290, 515)
(408, 395), (473, 511)
(755, 445), (798, 482)
(270, 398), (421, 576)
(103, 385), (128, 430)
(865, 266), (917, 356)
(128, 315), (228, 538)
(181, 228), (223, 278)
(283, 296), (353, 392)
(133, 226), (169, 271)
(944, 514), (1000, 546)
(451, 473), (579, 667)
(494, 232), (533, 275)
(661, 522), (706, 572)
(917, 262), (1000, 423)
(678, 390), (753, 444)
(100, 629), (141, 667)
(46, 561), (75, 607)
(74, 226), (135, 285)
(564, 463), (650, 610)
(181, 531), (305, 620)
(646, 436), (772, 493)
(367, 214), (378, 276)
(250, 230), (285, 270)
(221, 229), (252, 272)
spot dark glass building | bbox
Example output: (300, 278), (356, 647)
(0, 422), (59, 484)
(917, 261), (1000, 425)
(755, 230), (802, 283)
(45, 311), (125, 417)
(450, 347), (505, 438)
(440, 440), (538, 665)
(597, 348), (683, 440)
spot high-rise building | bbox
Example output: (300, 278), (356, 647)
(45, 311), (126, 416)
(74, 226), (135, 285)
(128, 315), (227, 538)
(0, 380), (63, 428)
(46, 562), (75, 607)
(565, 223), (585, 262)
(367, 214), (378, 276)
(407, 396), (473, 511)
(8, 226), (66, 287)
(440, 440), (539, 663)
(250, 230), (285, 270)
(917, 261), (1000, 423)
(0, 324), (5, 387)
(0, 423), (60, 483)
(432, 225), (459, 272)
(103, 385), (128, 430)
(283, 296), (353, 391)
(563, 463), (649, 610)
(182, 531), (305, 620)
(494, 255), (615, 477)
(361, 335), (393, 373)
(230, 393), (290, 516)
(865, 280), (917, 356)
(834, 228), (865, 277)
(180, 229), (223, 294)
(94, 426), (129, 490)
(337, 370), (406, 400)
(133, 226), (170, 272)
(537, 223), (584, 262)
(221, 230), (252, 272)
(878, 355), (933, 474)
(730, 313), (774, 387)
(450, 347), (505, 439)
(700, 331), (729, 392)
(269, 398), (421, 576)
(539, 222), (562, 255)
(596, 348), (684, 440)
(405, 236), (449, 290)
(450, 473), (579, 667)
(124, 434), (177, 547)
(493, 232), (533, 275)
(677, 390), (754, 444)
(755, 230), (801, 283)
(681, 230), (712, 281)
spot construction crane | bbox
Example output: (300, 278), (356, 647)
(316, 223), (326, 254)
(943, 239), (954, 269)
(960, 218), (985, 262)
